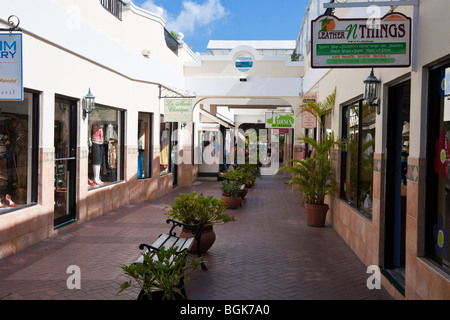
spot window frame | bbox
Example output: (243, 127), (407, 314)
(87, 105), (125, 189)
(138, 112), (152, 180)
(340, 99), (375, 220)
(0, 90), (39, 214)
(159, 115), (171, 176)
(425, 58), (450, 272)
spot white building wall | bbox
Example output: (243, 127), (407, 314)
(0, 0), (197, 258)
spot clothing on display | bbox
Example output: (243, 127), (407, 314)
(89, 122), (118, 186)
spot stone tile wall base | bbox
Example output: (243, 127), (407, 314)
(331, 200), (379, 270)
(0, 206), (53, 259)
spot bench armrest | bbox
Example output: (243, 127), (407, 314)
(138, 243), (160, 252)
(166, 219), (203, 239)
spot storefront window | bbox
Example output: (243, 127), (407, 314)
(0, 91), (38, 210)
(160, 116), (171, 175)
(341, 100), (375, 217)
(138, 112), (152, 179)
(88, 105), (124, 188)
(426, 62), (450, 271)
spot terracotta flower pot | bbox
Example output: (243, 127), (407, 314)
(221, 194), (242, 209)
(304, 203), (329, 227)
(181, 224), (216, 253)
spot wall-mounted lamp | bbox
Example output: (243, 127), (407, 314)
(83, 88), (95, 120)
(363, 68), (381, 115)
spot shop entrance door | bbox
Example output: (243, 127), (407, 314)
(54, 98), (77, 226)
(384, 80), (411, 286)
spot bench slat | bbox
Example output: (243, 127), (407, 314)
(151, 233), (171, 248)
(136, 234), (195, 265)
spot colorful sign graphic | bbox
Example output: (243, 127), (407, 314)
(265, 112), (295, 128)
(311, 13), (411, 68)
(0, 33), (23, 100)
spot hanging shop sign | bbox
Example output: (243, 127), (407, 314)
(0, 33), (23, 100)
(311, 12), (411, 68)
(302, 111), (317, 129)
(265, 112), (295, 129)
(163, 98), (193, 122)
(301, 94), (317, 129)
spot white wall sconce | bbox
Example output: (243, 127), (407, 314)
(83, 88), (95, 119)
(363, 68), (381, 115)
(142, 49), (151, 57)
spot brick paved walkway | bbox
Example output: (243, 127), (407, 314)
(0, 173), (392, 301)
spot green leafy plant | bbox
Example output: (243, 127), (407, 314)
(239, 163), (261, 179)
(222, 168), (254, 186)
(220, 180), (243, 198)
(170, 31), (179, 40)
(278, 89), (342, 205)
(118, 246), (202, 300)
(291, 52), (300, 62)
(278, 145), (336, 205)
(165, 192), (234, 226)
(301, 88), (336, 137)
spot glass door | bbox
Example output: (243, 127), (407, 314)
(54, 98), (77, 226)
(385, 81), (410, 286)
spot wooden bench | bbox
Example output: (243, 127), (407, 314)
(135, 219), (207, 299)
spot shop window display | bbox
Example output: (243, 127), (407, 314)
(0, 92), (37, 210)
(138, 112), (152, 179)
(426, 62), (450, 271)
(88, 105), (123, 188)
(160, 116), (170, 175)
(341, 100), (375, 217)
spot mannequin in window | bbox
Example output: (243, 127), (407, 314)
(91, 122), (104, 185)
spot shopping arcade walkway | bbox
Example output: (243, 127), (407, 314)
(0, 173), (392, 300)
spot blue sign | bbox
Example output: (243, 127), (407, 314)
(0, 33), (23, 101)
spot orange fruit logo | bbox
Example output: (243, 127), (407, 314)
(320, 18), (336, 32)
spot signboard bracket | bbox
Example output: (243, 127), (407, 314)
(158, 85), (196, 99)
(0, 15), (21, 33)
(323, 0), (419, 71)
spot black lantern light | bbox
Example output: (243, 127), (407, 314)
(363, 68), (381, 114)
(83, 88), (95, 119)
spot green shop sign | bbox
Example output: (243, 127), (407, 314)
(163, 98), (193, 122)
(265, 112), (295, 128)
(311, 13), (411, 68)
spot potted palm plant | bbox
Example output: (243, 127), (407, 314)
(164, 192), (235, 253)
(278, 89), (341, 227)
(118, 246), (203, 300)
(220, 179), (242, 209)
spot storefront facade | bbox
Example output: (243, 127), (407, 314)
(296, 0), (450, 299)
(0, 0), (197, 258)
